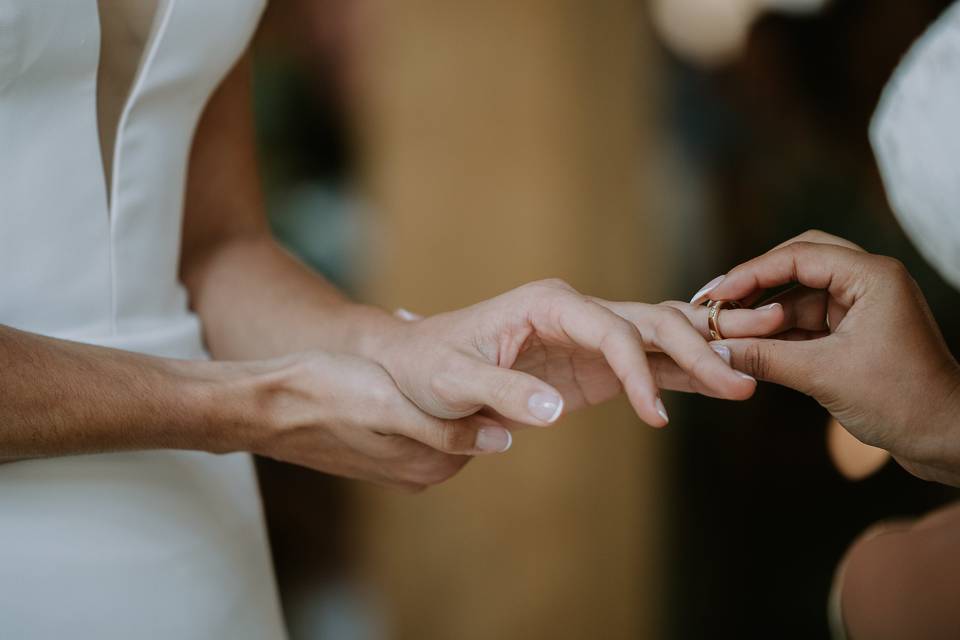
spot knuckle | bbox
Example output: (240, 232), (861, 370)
(489, 374), (516, 408)
(291, 354), (324, 380)
(428, 369), (457, 403)
(874, 254), (908, 279)
(688, 351), (717, 380)
(535, 277), (573, 292)
(369, 378), (398, 408)
(439, 425), (475, 453)
(787, 240), (816, 256)
(520, 279), (578, 306)
(409, 455), (462, 486)
(655, 305), (688, 329)
(600, 320), (638, 351)
(743, 342), (771, 380)
(799, 228), (830, 242)
(618, 317), (642, 340)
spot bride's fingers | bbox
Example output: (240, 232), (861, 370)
(594, 300), (756, 400)
(646, 354), (753, 399)
(546, 295), (667, 426)
(662, 300), (786, 340)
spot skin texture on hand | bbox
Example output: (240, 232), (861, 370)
(241, 351), (517, 492)
(691, 230), (960, 485)
(367, 279), (783, 431)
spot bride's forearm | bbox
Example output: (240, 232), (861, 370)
(0, 324), (261, 459)
(182, 232), (402, 360)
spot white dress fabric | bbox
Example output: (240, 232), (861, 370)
(0, 1), (287, 638)
(872, 1), (960, 292)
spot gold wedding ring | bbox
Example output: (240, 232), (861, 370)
(706, 299), (741, 341)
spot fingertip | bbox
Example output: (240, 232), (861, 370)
(631, 393), (670, 428)
(757, 301), (786, 327)
(527, 389), (564, 425)
(704, 345), (758, 399)
(475, 425), (513, 453)
(623, 380), (667, 427)
(729, 373), (758, 400)
(690, 275), (726, 305)
(655, 396), (670, 426)
(710, 365), (757, 401)
(711, 343), (732, 365)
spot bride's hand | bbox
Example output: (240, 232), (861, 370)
(240, 351), (512, 491)
(692, 230), (960, 485)
(370, 279), (785, 428)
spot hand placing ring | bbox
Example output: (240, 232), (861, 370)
(706, 299), (741, 341)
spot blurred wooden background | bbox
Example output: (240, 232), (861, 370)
(353, 1), (666, 638)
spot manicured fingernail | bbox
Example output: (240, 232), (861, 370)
(711, 344), (732, 365)
(690, 275), (725, 305)
(476, 427), (512, 453)
(394, 308), (422, 321)
(735, 371), (756, 382)
(528, 392), (563, 423)
(655, 396), (669, 424)
(757, 303), (781, 312)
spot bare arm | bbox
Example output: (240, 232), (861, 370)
(0, 320), (490, 488)
(0, 53), (500, 487)
(0, 324), (249, 459)
(180, 55), (394, 362)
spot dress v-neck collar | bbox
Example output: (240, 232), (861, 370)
(95, 0), (176, 213)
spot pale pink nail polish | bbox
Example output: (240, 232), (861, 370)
(476, 427), (512, 453)
(736, 371), (756, 382)
(711, 344), (732, 365)
(528, 392), (563, 423)
(655, 397), (669, 424)
(690, 275), (725, 305)
(394, 308), (422, 322)
(757, 303), (782, 312)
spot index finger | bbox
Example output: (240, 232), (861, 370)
(536, 294), (668, 427)
(705, 242), (872, 308)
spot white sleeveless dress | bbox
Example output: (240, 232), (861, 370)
(0, 1), (287, 637)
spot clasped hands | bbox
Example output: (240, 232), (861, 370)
(246, 230), (960, 490)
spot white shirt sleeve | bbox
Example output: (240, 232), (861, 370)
(871, 1), (960, 291)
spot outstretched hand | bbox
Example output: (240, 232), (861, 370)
(691, 230), (960, 485)
(370, 278), (783, 429)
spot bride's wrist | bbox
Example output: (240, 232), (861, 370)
(156, 358), (273, 455)
(193, 354), (335, 457)
(332, 303), (409, 362)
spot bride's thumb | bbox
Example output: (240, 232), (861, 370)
(435, 360), (565, 427)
